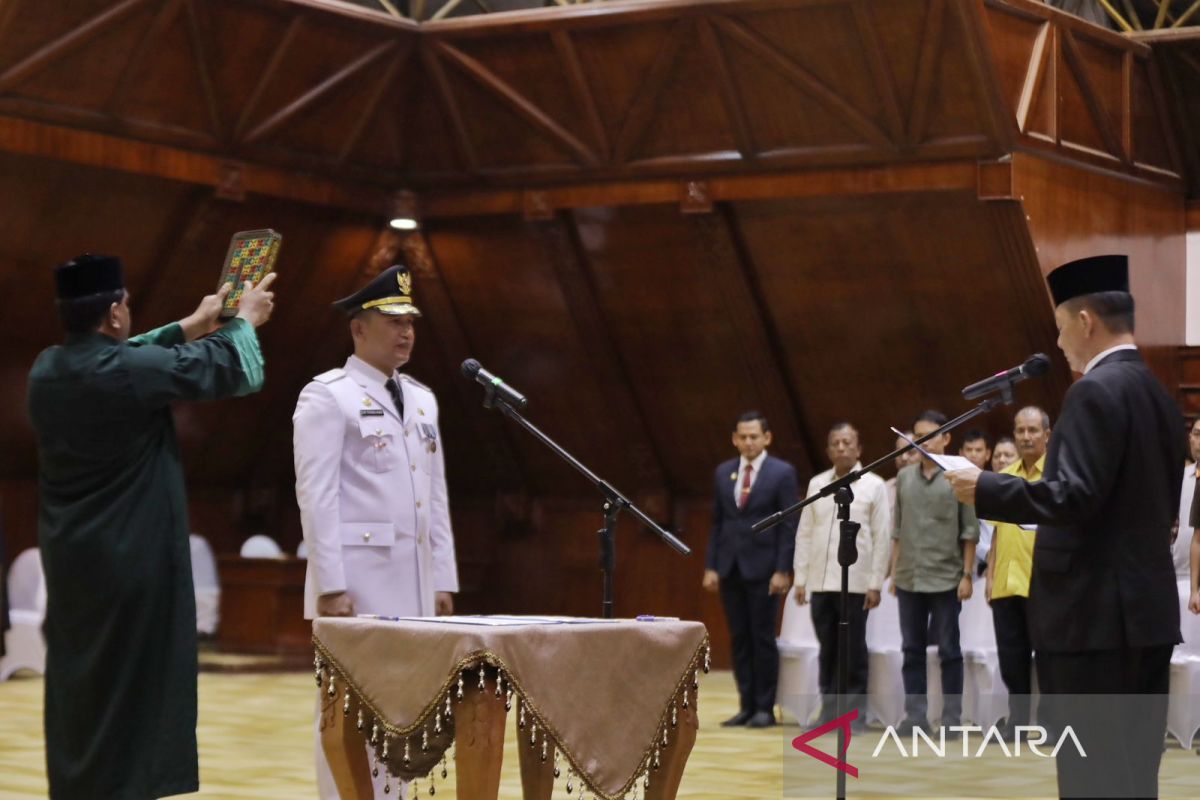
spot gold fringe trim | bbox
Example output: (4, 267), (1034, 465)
(312, 632), (710, 800)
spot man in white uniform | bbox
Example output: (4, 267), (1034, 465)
(294, 264), (459, 798)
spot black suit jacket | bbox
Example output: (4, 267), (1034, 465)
(977, 349), (1184, 652)
(706, 454), (799, 581)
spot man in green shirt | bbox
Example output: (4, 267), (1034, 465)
(889, 410), (979, 734)
(27, 254), (277, 799)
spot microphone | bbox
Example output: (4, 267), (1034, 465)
(461, 359), (528, 409)
(961, 353), (1051, 400)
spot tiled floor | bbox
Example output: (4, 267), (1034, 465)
(2, 668), (1198, 799)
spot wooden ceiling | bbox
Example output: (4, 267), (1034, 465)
(0, 0), (1192, 587)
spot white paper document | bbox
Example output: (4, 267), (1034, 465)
(356, 614), (617, 626)
(890, 427), (976, 473)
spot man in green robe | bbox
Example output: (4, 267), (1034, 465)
(27, 254), (277, 799)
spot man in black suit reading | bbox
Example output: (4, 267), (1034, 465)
(947, 254), (1184, 798)
(702, 411), (799, 728)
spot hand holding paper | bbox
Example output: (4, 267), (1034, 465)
(891, 426), (980, 504)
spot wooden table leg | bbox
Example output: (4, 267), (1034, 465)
(646, 693), (699, 800)
(319, 690), (375, 800)
(517, 713), (556, 800)
(454, 675), (508, 799)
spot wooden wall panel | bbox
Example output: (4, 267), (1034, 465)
(1012, 152), (1187, 346)
(732, 189), (1068, 466)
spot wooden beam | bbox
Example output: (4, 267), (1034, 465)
(534, 212), (670, 488)
(695, 15), (757, 160)
(0, 116), (390, 213)
(0, 0), (154, 93)
(551, 30), (610, 164)
(693, 206), (820, 474)
(400, 229), (529, 489)
(713, 15), (893, 150)
(434, 40), (600, 166)
(242, 40), (398, 144)
(1060, 28), (1128, 163)
(421, 160), (982, 217)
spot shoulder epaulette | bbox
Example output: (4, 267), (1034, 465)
(399, 374), (432, 393)
(314, 368), (346, 384)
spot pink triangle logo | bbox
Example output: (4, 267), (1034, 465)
(791, 708), (859, 777)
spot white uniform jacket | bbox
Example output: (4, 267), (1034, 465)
(294, 355), (458, 619)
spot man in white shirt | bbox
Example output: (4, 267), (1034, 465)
(793, 422), (892, 728)
(1174, 417), (1199, 580)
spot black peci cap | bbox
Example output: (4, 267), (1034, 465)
(54, 254), (124, 300)
(333, 264), (421, 317)
(1046, 255), (1129, 307)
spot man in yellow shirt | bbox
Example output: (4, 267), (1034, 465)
(986, 406), (1050, 735)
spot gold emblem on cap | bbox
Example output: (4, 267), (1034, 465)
(397, 270), (413, 296)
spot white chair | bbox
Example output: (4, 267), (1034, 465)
(960, 581), (1008, 729)
(189, 534), (220, 636)
(1, 548), (47, 680)
(777, 587), (821, 725)
(1167, 579), (1200, 749)
(865, 586), (906, 727)
(239, 534), (283, 559)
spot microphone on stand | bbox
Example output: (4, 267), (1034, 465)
(461, 358), (528, 409)
(961, 353), (1051, 400)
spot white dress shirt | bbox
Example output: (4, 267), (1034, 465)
(794, 464), (892, 594)
(1175, 463), (1197, 580)
(1083, 343), (1138, 374)
(733, 449), (769, 503)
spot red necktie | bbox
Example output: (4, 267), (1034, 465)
(738, 463), (753, 509)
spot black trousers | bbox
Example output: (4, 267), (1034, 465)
(1037, 644), (1173, 799)
(990, 595), (1033, 725)
(897, 587), (963, 724)
(810, 591), (869, 721)
(718, 565), (781, 713)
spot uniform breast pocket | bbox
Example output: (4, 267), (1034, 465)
(358, 417), (398, 473)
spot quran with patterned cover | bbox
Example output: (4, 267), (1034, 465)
(217, 229), (282, 318)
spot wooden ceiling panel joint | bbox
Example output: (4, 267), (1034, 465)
(232, 15), (305, 142)
(680, 179), (713, 213)
(611, 20), (689, 166)
(0, 0), (155, 95)
(434, 39), (599, 167)
(1015, 21), (1052, 134)
(906, 0), (947, 148)
(695, 14), (757, 160)
(335, 43), (410, 165)
(712, 15), (892, 150)
(419, 41), (479, 173)
(242, 39), (398, 145)
(976, 156), (1014, 199)
(849, 0), (906, 147)
(183, 0), (227, 146)
(1059, 27), (1128, 164)
(551, 30), (610, 164)
(103, 0), (186, 115)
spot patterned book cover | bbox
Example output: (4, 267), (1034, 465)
(217, 229), (282, 318)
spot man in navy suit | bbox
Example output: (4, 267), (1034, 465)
(703, 411), (799, 728)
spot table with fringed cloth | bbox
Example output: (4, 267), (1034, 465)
(313, 616), (710, 800)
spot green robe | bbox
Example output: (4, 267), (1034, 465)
(27, 319), (263, 800)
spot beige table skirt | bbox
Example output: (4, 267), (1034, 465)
(313, 617), (709, 799)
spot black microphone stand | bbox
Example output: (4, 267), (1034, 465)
(479, 386), (690, 619)
(754, 386), (1015, 800)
